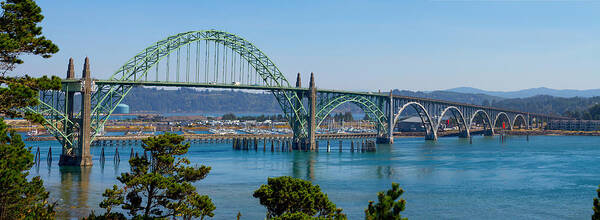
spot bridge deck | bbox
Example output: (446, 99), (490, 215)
(61, 79), (568, 119)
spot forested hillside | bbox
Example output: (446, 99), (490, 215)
(120, 87), (600, 116)
(491, 95), (600, 115)
(122, 88), (282, 113)
(392, 89), (503, 105)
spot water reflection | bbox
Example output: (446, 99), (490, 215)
(374, 143), (394, 179)
(291, 152), (316, 181)
(58, 166), (92, 218)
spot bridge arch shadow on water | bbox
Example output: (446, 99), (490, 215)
(25, 29), (567, 166)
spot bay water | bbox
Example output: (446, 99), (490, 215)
(28, 135), (600, 219)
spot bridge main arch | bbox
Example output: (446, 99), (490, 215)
(89, 30), (308, 142)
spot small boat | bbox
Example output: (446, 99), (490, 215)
(27, 129), (39, 136)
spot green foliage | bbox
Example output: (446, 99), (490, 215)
(0, 75), (61, 123)
(92, 133), (215, 219)
(0, 118), (55, 219)
(99, 185), (124, 214)
(329, 112), (353, 122)
(0, 1), (58, 218)
(365, 183), (407, 220)
(222, 113), (236, 120)
(220, 112), (286, 122)
(565, 104), (600, 120)
(0, 0), (59, 72)
(123, 88), (285, 114)
(594, 185), (600, 220)
(84, 211), (126, 220)
(253, 176), (346, 219)
(492, 95), (600, 116)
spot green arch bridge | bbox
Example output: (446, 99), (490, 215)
(24, 30), (569, 166)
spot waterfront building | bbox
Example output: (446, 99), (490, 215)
(548, 120), (600, 131)
(114, 103), (130, 114)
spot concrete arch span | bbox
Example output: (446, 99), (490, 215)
(434, 106), (470, 138)
(392, 102), (436, 140)
(493, 112), (512, 130)
(468, 110), (494, 136)
(513, 114), (528, 129)
(315, 94), (387, 134)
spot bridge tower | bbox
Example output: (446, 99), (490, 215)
(59, 57), (93, 166)
(377, 90), (394, 144)
(307, 72), (317, 150)
(63, 58), (76, 153)
(292, 73), (304, 150)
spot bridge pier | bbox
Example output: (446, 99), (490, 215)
(307, 73), (317, 150)
(458, 129), (470, 138)
(425, 132), (437, 140)
(292, 72), (317, 150)
(59, 58), (93, 166)
(63, 58), (76, 153)
(377, 90), (394, 144)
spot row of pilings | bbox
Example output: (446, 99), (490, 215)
(231, 138), (376, 152)
(91, 138), (233, 146)
(33, 145), (153, 166)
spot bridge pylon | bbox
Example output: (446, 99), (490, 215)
(59, 57), (93, 166)
(291, 72), (317, 150)
(376, 90), (394, 144)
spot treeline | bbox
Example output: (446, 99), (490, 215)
(123, 87), (283, 113)
(123, 88), (504, 114)
(489, 95), (600, 116)
(564, 104), (600, 120)
(328, 112), (354, 122)
(220, 113), (286, 121)
(122, 87), (600, 117)
(393, 89), (503, 105)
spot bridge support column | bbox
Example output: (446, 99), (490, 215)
(484, 128), (494, 136)
(63, 58), (76, 154)
(458, 128), (470, 138)
(377, 90), (394, 144)
(425, 131), (437, 140)
(60, 57), (93, 166)
(307, 73), (317, 150)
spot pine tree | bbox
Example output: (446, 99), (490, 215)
(0, 0), (60, 218)
(0, 0), (59, 73)
(593, 185), (600, 220)
(90, 133), (215, 219)
(253, 176), (346, 219)
(365, 183), (407, 220)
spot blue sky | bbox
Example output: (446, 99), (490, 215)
(11, 0), (600, 92)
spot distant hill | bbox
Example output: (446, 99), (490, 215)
(119, 87), (600, 116)
(491, 95), (600, 115)
(393, 89), (503, 105)
(445, 87), (600, 98)
(122, 87), (505, 114)
(123, 88), (282, 114)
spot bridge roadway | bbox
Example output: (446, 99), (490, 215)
(80, 78), (561, 119)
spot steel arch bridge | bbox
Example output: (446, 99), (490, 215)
(26, 30), (568, 165)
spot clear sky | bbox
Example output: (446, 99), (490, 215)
(11, 0), (600, 92)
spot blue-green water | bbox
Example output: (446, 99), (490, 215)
(28, 135), (600, 219)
